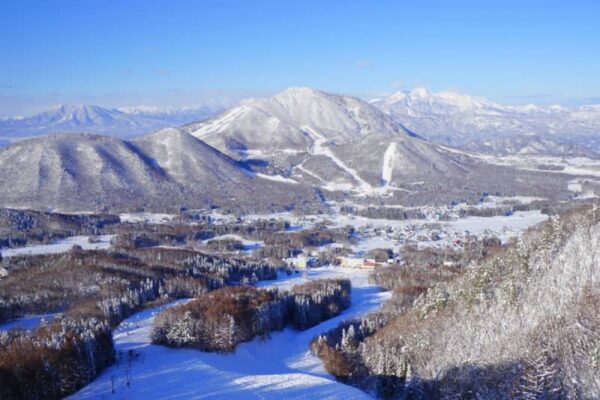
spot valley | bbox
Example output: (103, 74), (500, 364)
(1, 87), (599, 400)
(3, 3), (599, 399)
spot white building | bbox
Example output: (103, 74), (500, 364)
(338, 256), (366, 268)
(287, 255), (319, 269)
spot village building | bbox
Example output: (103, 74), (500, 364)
(286, 255), (319, 269)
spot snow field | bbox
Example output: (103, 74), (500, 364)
(70, 267), (387, 399)
(0, 234), (115, 258)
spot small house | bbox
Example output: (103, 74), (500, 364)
(338, 256), (365, 269)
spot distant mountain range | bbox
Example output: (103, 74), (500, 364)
(2, 88), (600, 158)
(373, 88), (600, 156)
(0, 87), (574, 213)
(0, 104), (222, 145)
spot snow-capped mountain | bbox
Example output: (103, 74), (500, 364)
(186, 87), (570, 203)
(186, 87), (412, 156)
(0, 104), (222, 143)
(0, 130), (312, 212)
(0, 88), (576, 213)
(133, 127), (254, 184)
(373, 88), (600, 156)
(117, 105), (221, 124)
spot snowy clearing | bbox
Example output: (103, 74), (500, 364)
(119, 213), (178, 224)
(1, 234), (115, 258)
(0, 313), (60, 332)
(481, 154), (600, 177)
(70, 267), (387, 400)
(442, 211), (548, 243)
(203, 234), (264, 251)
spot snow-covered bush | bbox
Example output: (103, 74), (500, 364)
(152, 279), (352, 352)
(152, 286), (286, 352)
(289, 279), (351, 330)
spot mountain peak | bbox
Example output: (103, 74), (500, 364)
(187, 86), (411, 156)
(0, 103), (223, 141)
(141, 127), (214, 150)
(409, 87), (430, 98)
(270, 87), (327, 103)
(49, 104), (110, 114)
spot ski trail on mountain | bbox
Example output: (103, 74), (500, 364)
(296, 163), (327, 184)
(302, 125), (373, 193)
(69, 267), (384, 400)
(191, 106), (250, 137)
(381, 142), (396, 187)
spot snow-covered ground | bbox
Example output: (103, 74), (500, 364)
(0, 313), (60, 331)
(441, 210), (548, 243)
(203, 233), (264, 251)
(0, 234), (115, 258)
(239, 209), (548, 256)
(119, 213), (178, 224)
(481, 154), (600, 177)
(70, 267), (387, 400)
(472, 195), (546, 208)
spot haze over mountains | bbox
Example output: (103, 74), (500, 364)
(0, 104), (222, 144)
(0, 87), (576, 213)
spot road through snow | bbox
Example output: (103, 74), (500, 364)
(70, 267), (388, 399)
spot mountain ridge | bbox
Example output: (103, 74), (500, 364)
(373, 88), (600, 156)
(0, 104), (223, 143)
(0, 87), (578, 213)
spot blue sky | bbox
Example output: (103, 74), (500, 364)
(0, 0), (599, 116)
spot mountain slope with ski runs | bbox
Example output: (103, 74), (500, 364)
(0, 88), (576, 212)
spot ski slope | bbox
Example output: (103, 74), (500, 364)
(381, 142), (396, 187)
(70, 267), (388, 400)
(303, 125), (374, 193)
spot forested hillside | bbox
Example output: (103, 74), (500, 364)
(313, 205), (600, 398)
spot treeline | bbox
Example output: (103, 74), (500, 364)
(312, 205), (600, 399)
(152, 279), (351, 352)
(0, 246), (279, 325)
(0, 211), (307, 399)
(0, 244), (284, 400)
(340, 206), (427, 220)
(113, 218), (290, 250)
(312, 263), (463, 397)
(0, 318), (114, 400)
(0, 208), (120, 249)
(113, 217), (355, 268)
(113, 218), (352, 263)
(390, 238), (503, 274)
(339, 202), (548, 222)
(256, 225), (354, 260)
(289, 279), (351, 329)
